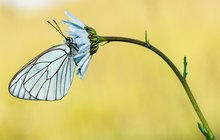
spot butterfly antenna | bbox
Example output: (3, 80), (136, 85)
(52, 19), (67, 38)
(46, 20), (67, 39)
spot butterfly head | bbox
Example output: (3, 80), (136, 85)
(65, 37), (73, 45)
(65, 37), (78, 51)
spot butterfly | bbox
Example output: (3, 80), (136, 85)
(8, 20), (79, 101)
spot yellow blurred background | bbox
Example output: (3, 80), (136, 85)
(0, 0), (220, 139)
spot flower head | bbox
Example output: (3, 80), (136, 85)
(62, 11), (99, 79)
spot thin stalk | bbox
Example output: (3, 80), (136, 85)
(98, 36), (215, 140)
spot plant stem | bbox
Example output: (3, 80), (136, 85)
(98, 36), (215, 139)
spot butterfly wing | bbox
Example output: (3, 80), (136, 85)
(8, 44), (76, 101)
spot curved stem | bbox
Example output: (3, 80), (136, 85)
(98, 36), (215, 140)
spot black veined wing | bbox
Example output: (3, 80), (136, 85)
(8, 41), (77, 101)
(8, 19), (79, 101)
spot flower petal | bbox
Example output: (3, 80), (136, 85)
(75, 37), (90, 47)
(76, 54), (91, 79)
(74, 53), (87, 64)
(65, 31), (79, 39)
(68, 26), (89, 37)
(62, 20), (83, 30)
(64, 11), (85, 28)
(78, 43), (90, 53)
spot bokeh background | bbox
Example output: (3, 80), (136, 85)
(0, 0), (220, 139)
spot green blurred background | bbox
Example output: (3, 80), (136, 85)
(0, 0), (219, 139)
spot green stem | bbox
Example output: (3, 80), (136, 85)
(98, 36), (215, 139)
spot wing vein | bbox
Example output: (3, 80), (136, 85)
(24, 67), (47, 84)
(28, 69), (47, 93)
(48, 55), (68, 79)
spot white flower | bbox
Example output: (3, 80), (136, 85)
(62, 11), (99, 79)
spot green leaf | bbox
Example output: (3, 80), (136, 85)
(198, 123), (215, 140)
(145, 30), (149, 45)
(183, 56), (188, 79)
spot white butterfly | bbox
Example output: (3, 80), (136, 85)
(8, 20), (78, 101)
